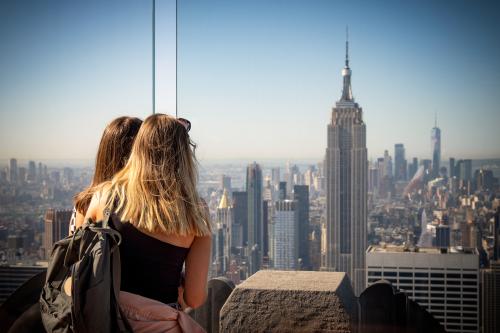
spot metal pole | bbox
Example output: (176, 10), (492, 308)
(152, 0), (156, 114)
(175, 0), (178, 117)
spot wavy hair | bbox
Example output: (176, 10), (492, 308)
(74, 116), (142, 214)
(105, 114), (211, 236)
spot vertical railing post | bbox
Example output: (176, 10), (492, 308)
(152, 0), (155, 114)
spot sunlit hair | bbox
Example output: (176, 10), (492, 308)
(74, 116), (142, 214)
(105, 113), (211, 236)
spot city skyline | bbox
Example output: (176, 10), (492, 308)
(2, 1), (500, 161)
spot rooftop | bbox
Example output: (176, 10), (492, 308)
(367, 244), (478, 255)
(240, 270), (346, 292)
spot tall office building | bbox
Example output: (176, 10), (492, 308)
(246, 162), (263, 274)
(422, 159), (432, 175)
(449, 158), (456, 178)
(463, 159), (472, 182)
(303, 167), (314, 190)
(474, 169), (498, 191)
(38, 162), (43, 182)
(271, 167), (280, 188)
(27, 160), (36, 182)
(325, 34), (367, 296)
(455, 159), (473, 189)
(383, 150), (393, 178)
(262, 200), (270, 263)
(482, 261), (500, 333)
(278, 181), (287, 200)
(368, 164), (379, 194)
(9, 158), (18, 184)
(294, 185), (310, 269)
(262, 178), (273, 202)
(408, 157), (419, 180)
(231, 191), (247, 251)
(431, 121), (441, 179)
(494, 207), (500, 261)
(220, 174), (231, 192)
(435, 225), (450, 248)
(271, 200), (298, 270)
(18, 167), (26, 184)
(44, 208), (72, 258)
(394, 143), (407, 181)
(214, 223), (228, 277)
(0, 169), (7, 183)
(367, 245), (479, 333)
(215, 189), (232, 276)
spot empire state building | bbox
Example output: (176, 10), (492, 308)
(325, 35), (367, 296)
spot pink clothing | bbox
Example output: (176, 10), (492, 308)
(119, 291), (206, 333)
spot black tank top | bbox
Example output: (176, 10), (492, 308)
(110, 215), (190, 305)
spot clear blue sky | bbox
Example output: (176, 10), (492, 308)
(0, 0), (175, 161)
(1, 0), (499, 163)
(178, 0), (500, 161)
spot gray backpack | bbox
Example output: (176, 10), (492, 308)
(40, 209), (132, 333)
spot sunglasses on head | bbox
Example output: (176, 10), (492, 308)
(177, 118), (191, 132)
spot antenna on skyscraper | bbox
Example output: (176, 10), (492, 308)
(434, 111), (437, 128)
(345, 25), (349, 68)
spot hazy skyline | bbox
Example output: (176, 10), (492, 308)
(1, 0), (500, 162)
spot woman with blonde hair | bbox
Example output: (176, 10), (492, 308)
(3, 116), (143, 333)
(81, 114), (211, 329)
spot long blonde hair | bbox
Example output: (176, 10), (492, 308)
(105, 113), (211, 236)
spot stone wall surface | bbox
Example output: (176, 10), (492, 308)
(189, 277), (235, 333)
(219, 270), (357, 333)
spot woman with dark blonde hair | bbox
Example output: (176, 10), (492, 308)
(82, 114), (211, 329)
(71, 116), (142, 231)
(4, 116), (142, 333)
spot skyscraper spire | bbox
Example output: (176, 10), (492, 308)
(340, 26), (353, 102)
(345, 26), (349, 68)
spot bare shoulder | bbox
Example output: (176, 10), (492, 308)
(191, 234), (211, 248)
(85, 183), (112, 222)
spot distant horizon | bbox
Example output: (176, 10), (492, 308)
(2, 156), (500, 169)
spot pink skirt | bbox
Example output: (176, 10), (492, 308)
(119, 291), (206, 333)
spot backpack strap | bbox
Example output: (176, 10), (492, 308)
(111, 245), (133, 332)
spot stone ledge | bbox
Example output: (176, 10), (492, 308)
(220, 270), (357, 333)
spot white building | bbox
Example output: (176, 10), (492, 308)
(366, 245), (479, 333)
(270, 200), (298, 270)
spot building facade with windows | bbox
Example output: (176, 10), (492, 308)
(366, 245), (479, 333)
(482, 261), (500, 333)
(325, 35), (367, 296)
(246, 162), (263, 274)
(431, 125), (441, 178)
(270, 200), (298, 270)
(44, 208), (72, 259)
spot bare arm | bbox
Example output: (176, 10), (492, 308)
(183, 235), (211, 309)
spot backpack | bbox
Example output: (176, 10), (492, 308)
(40, 208), (132, 333)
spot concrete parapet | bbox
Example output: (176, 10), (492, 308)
(220, 270), (357, 333)
(189, 277), (235, 333)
